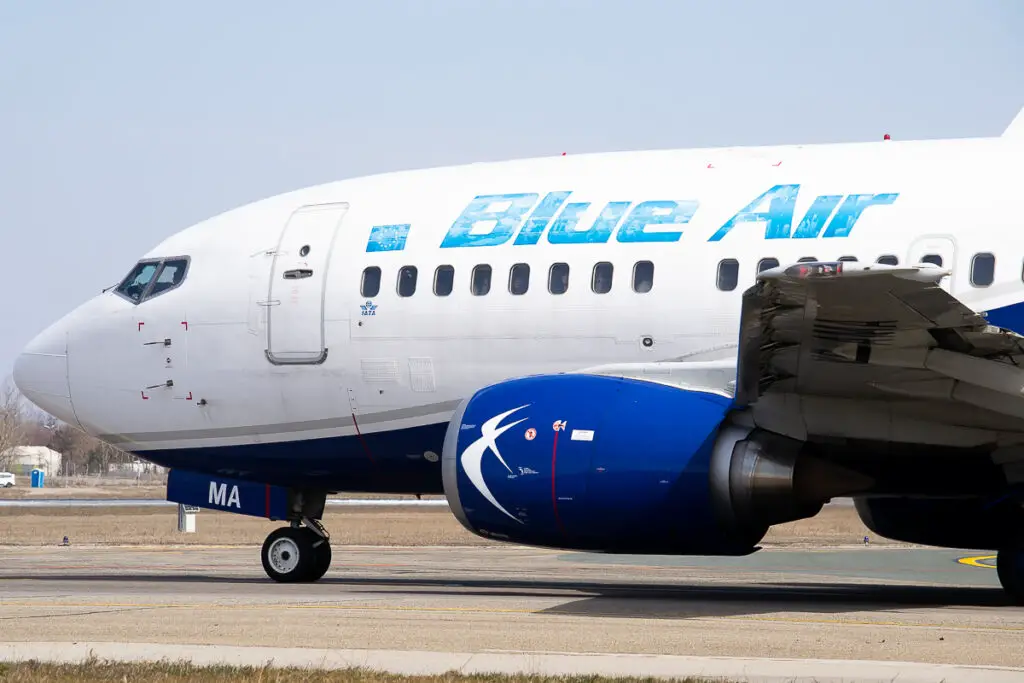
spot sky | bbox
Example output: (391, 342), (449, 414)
(1, 0), (1022, 378)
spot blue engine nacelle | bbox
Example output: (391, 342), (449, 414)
(442, 373), (822, 555)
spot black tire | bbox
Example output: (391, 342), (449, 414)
(261, 527), (315, 583)
(304, 529), (332, 582)
(997, 544), (1024, 606)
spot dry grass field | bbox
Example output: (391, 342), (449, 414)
(0, 661), (727, 683)
(0, 504), (893, 547)
(0, 483), (435, 501)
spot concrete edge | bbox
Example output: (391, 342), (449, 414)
(0, 642), (1022, 683)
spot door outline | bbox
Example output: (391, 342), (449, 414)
(907, 234), (957, 292)
(265, 202), (349, 365)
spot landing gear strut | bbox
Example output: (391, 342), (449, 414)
(997, 541), (1024, 605)
(261, 518), (332, 583)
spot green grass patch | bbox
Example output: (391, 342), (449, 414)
(0, 660), (726, 683)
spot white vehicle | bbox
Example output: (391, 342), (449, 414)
(0, 472), (15, 488)
(14, 106), (1024, 602)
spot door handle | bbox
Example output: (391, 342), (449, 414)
(283, 268), (313, 280)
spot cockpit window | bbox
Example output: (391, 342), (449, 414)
(114, 256), (190, 304)
(115, 261), (160, 303)
(148, 259), (189, 297)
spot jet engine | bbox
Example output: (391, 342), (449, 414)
(441, 373), (850, 554)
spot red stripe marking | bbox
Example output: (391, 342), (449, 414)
(265, 484), (271, 518)
(137, 322), (144, 331)
(350, 413), (376, 463)
(140, 391), (148, 400)
(551, 430), (565, 535)
(181, 321), (189, 331)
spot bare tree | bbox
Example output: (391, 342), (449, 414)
(0, 377), (26, 470)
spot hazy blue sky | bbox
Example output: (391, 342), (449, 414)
(1, 1), (1022, 377)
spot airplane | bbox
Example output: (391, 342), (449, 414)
(13, 105), (1024, 603)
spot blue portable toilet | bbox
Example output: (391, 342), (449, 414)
(30, 469), (45, 488)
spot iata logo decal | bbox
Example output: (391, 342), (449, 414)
(459, 405), (529, 523)
(360, 300), (377, 316)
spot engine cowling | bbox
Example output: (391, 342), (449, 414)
(441, 373), (827, 555)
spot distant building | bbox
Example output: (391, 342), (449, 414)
(108, 461), (165, 474)
(0, 446), (62, 475)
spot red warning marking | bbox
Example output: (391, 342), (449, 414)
(772, 160), (783, 167)
(350, 413), (376, 464)
(551, 429), (566, 536)
(141, 391), (149, 400)
(184, 391), (192, 401)
(138, 322), (145, 331)
(181, 321), (189, 331)
(707, 163), (714, 168)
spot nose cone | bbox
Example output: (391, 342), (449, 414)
(13, 319), (78, 427)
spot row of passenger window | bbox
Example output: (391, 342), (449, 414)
(360, 261), (656, 298)
(716, 255), (901, 291)
(718, 252), (997, 290)
(359, 252), (1000, 299)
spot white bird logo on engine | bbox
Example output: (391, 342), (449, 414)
(459, 404), (530, 523)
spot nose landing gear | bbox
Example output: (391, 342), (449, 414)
(261, 518), (332, 583)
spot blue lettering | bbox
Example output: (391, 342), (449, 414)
(547, 201), (631, 244)
(822, 193), (899, 238)
(791, 195), (843, 239)
(366, 224), (411, 252)
(708, 184), (799, 242)
(440, 193), (538, 248)
(430, 186), (898, 249)
(514, 191), (571, 245)
(615, 200), (698, 243)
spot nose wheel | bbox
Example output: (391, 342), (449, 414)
(261, 525), (332, 583)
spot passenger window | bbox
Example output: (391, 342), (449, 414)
(471, 264), (492, 295)
(797, 256), (818, 263)
(115, 260), (161, 303)
(632, 261), (654, 293)
(922, 254), (943, 267)
(592, 262), (613, 294)
(509, 263), (530, 295)
(549, 263), (569, 295)
(877, 255), (899, 266)
(757, 258), (779, 273)
(148, 259), (189, 298)
(971, 253), (995, 287)
(397, 266), (418, 297)
(361, 267), (382, 297)
(838, 256), (858, 262)
(434, 265), (454, 296)
(717, 259), (739, 291)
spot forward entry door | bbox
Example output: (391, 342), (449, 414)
(266, 202), (349, 365)
(907, 236), (957, 292)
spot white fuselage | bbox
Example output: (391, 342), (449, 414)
(13, 132), (1024, 491)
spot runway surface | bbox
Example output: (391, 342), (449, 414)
(0, 544), (1022, 674)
